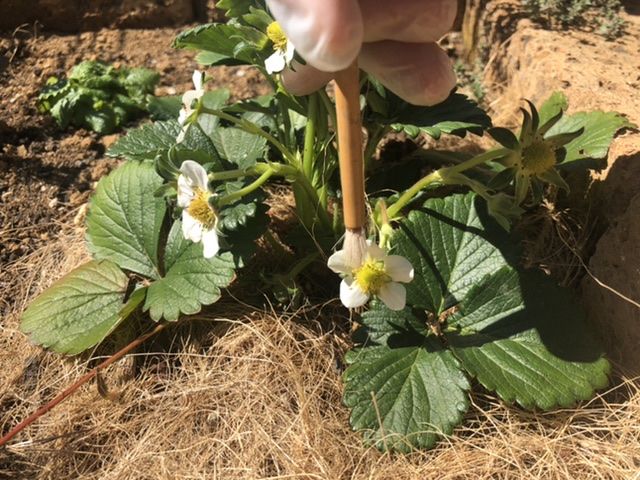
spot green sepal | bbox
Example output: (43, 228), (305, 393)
(488, 127), (519, 150)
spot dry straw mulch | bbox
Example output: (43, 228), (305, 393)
(1, 227), (640, 480)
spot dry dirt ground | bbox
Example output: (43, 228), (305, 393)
(1, 6), (640, 480)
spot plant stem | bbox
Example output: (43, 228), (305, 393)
(0, 323), (168, 448)
(318, 89), (337, 131)
(217, 168), (276, 206)
(385, 148), (509, 220)
(208, 162), (297, 182)
(200, 107), (297, 165)
(386, 170), (443, 220)
(302, 94), (318, 181)
(446, 148), (509, 175)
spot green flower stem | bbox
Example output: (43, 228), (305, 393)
(318, 89), (337, 131)
(217, 168), (275, 207)
(386, 170), (443, 220)
(302, 94), (318, 180)
(208, 162), (298, 182)
(446, 148), (510, 175)
(386, 148), (509, 220)
(199, 107), (297, 165)
(284, 251), (320, 280)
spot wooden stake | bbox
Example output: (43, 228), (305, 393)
(334, 62), (365, 232)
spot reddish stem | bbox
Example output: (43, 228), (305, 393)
(0, 323), (167, 447)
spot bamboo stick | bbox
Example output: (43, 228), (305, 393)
(334, 62), (366, 233)
(334, 61), (368, 268)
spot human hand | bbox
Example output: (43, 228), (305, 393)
(265, 0), (459, 106)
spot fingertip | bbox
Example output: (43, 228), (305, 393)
(359, 41), (457, 106)
(281, 62), (333, 96)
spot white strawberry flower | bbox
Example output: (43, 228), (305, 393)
(177, 70), (205, 143)
(264, 21), (295, 74)
(327, 242), (414, 311)
(176, 160), (220, 258)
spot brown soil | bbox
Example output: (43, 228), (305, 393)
(2, 0), (198, 32)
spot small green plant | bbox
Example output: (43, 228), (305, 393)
(522, 0), (626, 38)
(17, 0), (634, 452)
(38, 60), (160, 134)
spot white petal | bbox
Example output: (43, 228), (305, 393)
(384, 255), (414, 283)
(192, 70), (204, 91)
(365, 242), (385, 261)
(201, 228), (220, 258)
(327, 250), (355, 274)
(182, 211), (203, 242)
(378, 282), (407, 311)
(177, 108), (188, 125)
(339, 278), (369, 309)
(177, 174), (194, 207)
(265, 51), (286, 74)
(182, 90), (200, 110)
(179, 160), (208, 190)
(176, 126), (187, 144)
(284, 41), (295, 63)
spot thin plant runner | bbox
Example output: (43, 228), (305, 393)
(14, 0), (634, 453)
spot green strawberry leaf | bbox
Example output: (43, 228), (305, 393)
(211, 127), (267, 168)
(148, 95), (182, 120)
(21, 260), (131, 354)
(546, 110), (634, 166)
(173, 23), (266, 65)
(367, 90), (491, 140)
(344, 339), (470, 452)
(143, 220), (236, 321)
(447, 267), (611, 410)
(107, 120), (182, 160)
(86, 162), (166, 279)
(216, 0), (266, 17)
(346, 193), (610, 451)
(393, 193), (518, 313)
(538, 91), (568, 130)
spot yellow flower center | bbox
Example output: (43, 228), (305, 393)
(187, 188), (216, 228)
(267, 21), (288, 51)
(520, 140), (556, 175)
(353, 259), (391, 295)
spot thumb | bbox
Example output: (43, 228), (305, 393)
(265, 0), (363, 72)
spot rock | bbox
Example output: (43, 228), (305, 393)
(582, 193), (640, 374)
